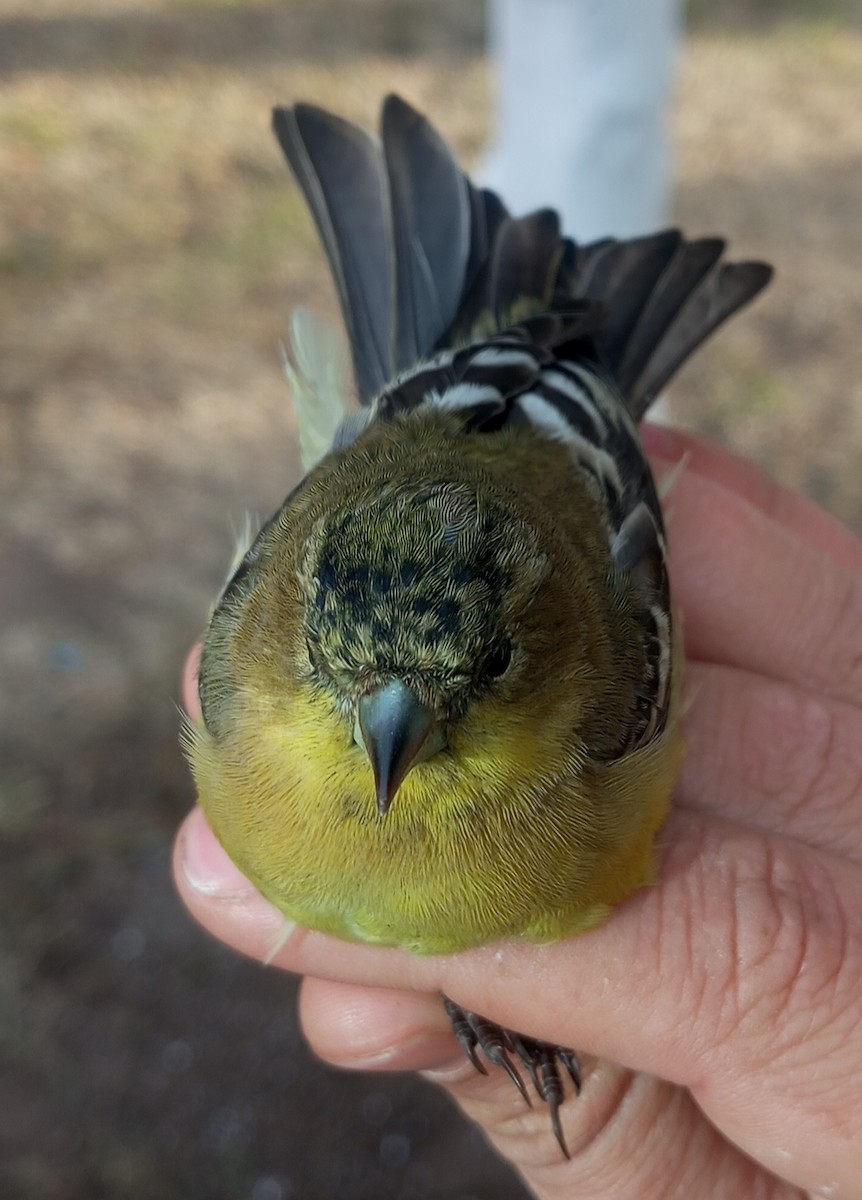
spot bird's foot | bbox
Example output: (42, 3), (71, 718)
(443, 996), (581, 1158)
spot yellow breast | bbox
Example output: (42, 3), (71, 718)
(187, 672), (684, 955)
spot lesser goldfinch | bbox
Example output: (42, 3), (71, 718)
(186, 95), (772, 1154)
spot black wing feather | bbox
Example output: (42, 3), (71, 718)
(627, 259), (774, 413)
(381, 94), (474, 374)
(272, 95), (772, 418)
(272, 104), (393, 404)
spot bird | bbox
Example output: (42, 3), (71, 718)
(185, 93), (772, 1155)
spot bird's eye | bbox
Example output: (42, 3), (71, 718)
(485, 638), (512, 679)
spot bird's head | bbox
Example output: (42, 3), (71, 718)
(298, 477), (550, 814)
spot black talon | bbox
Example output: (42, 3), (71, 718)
(468, 1013), (530, 1104)
(444, 997), (580, 1155)
(443, 998), (530, 1102)
(495, 1048), (531, 1104)
(510, 1033), (542, 1093)
(559, 1048), (582, 1093)
(535, 1045), (570, 1159)
(444, 996), (488, 1075)
(548, 1090), (569, 1160)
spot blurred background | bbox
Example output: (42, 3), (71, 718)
(1, 1), (860, 1197)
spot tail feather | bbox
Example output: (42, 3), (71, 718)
(272, 104), (393, 404)
(575, 231), (684, 381)
(488, 210), (565, 324)
(573, 231), (681, 313)
(440, 207), (567, 340)
(465, 187), (509, 295)
(381, 95), (474, 374)
(563, 238), (616, 295)
(613, 237), (726, 406)
(272, 94), (772, 417)
(626, 258), (774, 415)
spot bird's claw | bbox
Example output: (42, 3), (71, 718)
(443, 996), (580, 1158)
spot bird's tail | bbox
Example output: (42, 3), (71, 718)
(273, 94), (772, 419)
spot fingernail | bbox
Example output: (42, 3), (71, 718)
(348, 1033), (464, 1072)
(180, 807), (256, 897)
(421, 1056), (482, 1085)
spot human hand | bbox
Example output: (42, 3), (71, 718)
(175, 426), (862, 1199)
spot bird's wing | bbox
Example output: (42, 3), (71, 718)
(369, 317), (674, 754)
(272, 103), (394, 404)
(273, 95), (507, 405)
(566, 232), (772, 417)
(381, 94), (474, 374)
(273, 94), (772, 423)
(270, 95), (774, 755)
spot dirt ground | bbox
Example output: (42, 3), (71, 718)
(1, 2), (861, 1197)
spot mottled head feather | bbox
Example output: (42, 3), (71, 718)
(298, 479), (548, 713)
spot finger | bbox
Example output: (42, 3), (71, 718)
(678, 662), (862, 864)
(643, 424), (862, 575)
(299, 978), (800, 1199)
(182, 643), (202, 720)
(656, 458), (862, 707)
(174, 805), (862, 1194)
(298, 978), (457, 1071)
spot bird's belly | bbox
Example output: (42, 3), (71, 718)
(190, 712), (682, 955)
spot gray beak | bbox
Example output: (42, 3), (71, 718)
(354, 680), (443, 815)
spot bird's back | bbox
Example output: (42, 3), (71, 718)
(189, 94), (771, 953)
